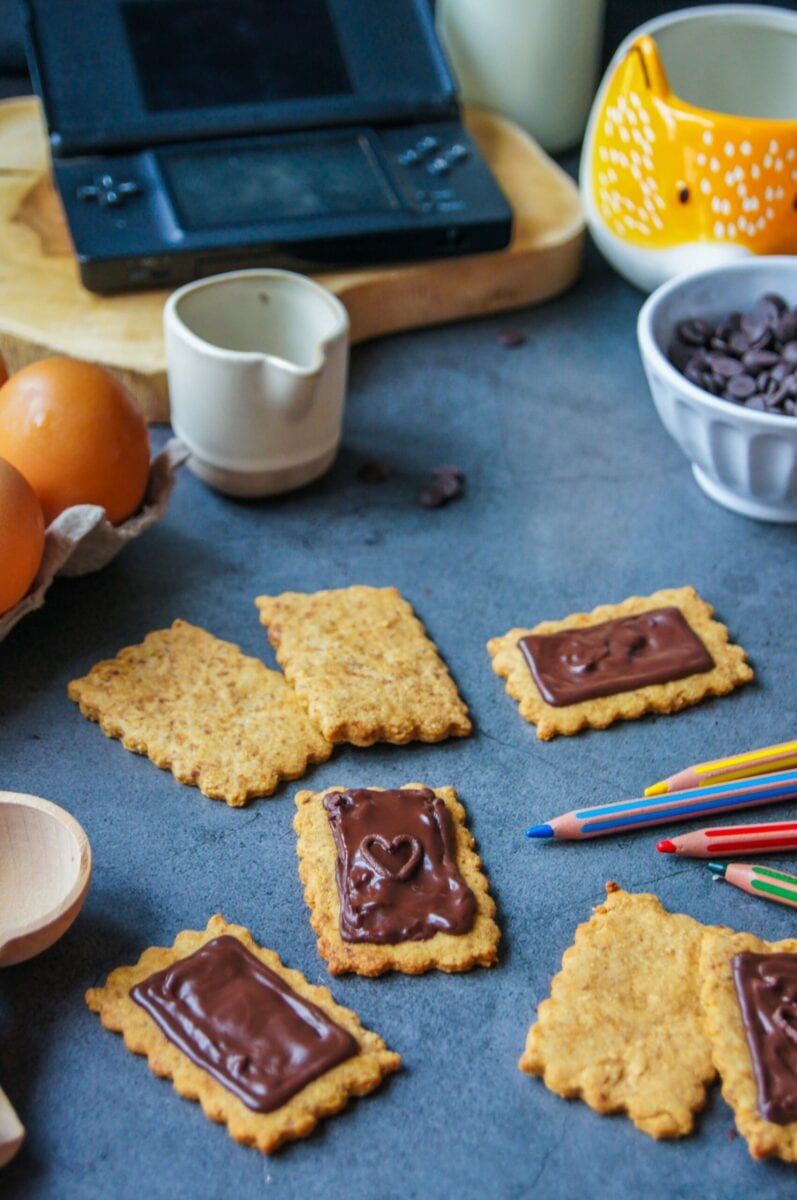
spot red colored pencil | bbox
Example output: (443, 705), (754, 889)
(657, 819), (797, 858)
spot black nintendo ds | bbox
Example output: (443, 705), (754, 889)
(20, 0), (513, 293)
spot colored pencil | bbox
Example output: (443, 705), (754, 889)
(645, 738), (797, 797)
(708, 861), (797, 909)
(657, 819), (797, 858)
(525, 768), (797, 841)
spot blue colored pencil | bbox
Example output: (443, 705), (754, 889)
(526, 768), (797, 841)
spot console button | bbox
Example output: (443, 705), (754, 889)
(397, 149), (420, 166)
(77, 174), (143, 207)
(427, 157), (451, 176)
(446, 143), (470, 163)
(417, 136), (440, 153)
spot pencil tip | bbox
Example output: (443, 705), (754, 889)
(525, 824), (554, 839)
(644, 782), (667, 797)
(657, 839), (676, 854)
(708, 861), (727, 878)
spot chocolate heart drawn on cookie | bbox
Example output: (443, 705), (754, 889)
(359, 834), (422, 881)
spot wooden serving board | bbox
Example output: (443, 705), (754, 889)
(0, 97), (584, 423)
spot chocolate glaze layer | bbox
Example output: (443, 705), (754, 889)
(130, 935), (358, 1112)
(517, 606), (714, 706)
(323, 787), (476, 944)
(733, 951), (797, 1125)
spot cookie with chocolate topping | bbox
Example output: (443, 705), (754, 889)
(294, 783), (500, 975)
(86, 915), (400, 1154)
(700, 927), (797, 1161)
(487, 586), (752, 739)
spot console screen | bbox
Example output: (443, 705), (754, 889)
(160, 135), (399, 228)
(123, 0), (353, 111)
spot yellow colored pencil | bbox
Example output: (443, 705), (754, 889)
(645, 739), (797, 796)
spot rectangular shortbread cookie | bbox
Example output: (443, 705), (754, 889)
(519, 883), (716, 1139)
(255, 586), (471, 746)
(700, 927), (797, 1162)
(67, 619), (332, 806)
(294, 783), (500, 976)
(85, 914), (401, 1154)
(487, 586), (752, 740)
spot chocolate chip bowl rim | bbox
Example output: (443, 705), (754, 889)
(637, 255), (797, 431)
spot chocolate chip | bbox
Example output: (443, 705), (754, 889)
(707, 353), (743, 378)
(749, 329), (774, 352)
(758, 293), (789, 320)
(416, 483), (446, 508)
(669, 341), (694, 372)
(669, 293), (797, 416)
(726, 373), (757, 400)
(742, 349), (780, 373)
(741, 314), (767, 343)
(416, 464), (465, 508)
(496, 328), (526, 348)
(773, 313), (797, 342)
(717, 312), (742, 339)
(431, 471), (464, 500)
(357, 461), (390, 484)
(676, 318), (712, 346)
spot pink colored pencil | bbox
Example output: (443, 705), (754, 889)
(657, 819), (797, 858)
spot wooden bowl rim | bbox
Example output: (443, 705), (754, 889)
(0, 791), (92, 950)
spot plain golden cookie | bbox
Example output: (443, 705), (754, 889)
(85, 914), (401, 1154)
(294, 782), (500, 976)
(487, 586), (752, 739)
(519, 883), (717, 1138)
(700, 927), (797, 1162)
(255, 586), (471, 745)
(68, 619), (332, 806)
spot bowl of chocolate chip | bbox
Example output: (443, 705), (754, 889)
(638, 256), (797, 521)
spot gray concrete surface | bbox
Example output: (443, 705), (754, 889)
(2, 237), (797, 1199)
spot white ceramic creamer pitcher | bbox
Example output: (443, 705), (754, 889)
(164, 269), (349, 497)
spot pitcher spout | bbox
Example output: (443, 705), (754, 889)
(261, 355), (323, 422)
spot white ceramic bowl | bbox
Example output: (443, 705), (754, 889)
(638, 256), (797, 521)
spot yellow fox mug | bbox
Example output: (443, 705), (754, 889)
(581, 5), (797, 292)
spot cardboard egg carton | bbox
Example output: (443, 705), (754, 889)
(0, 438), (187, 641)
